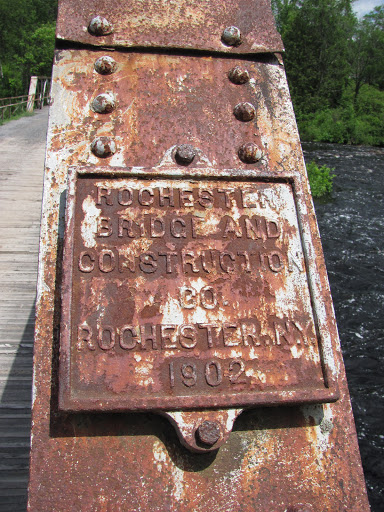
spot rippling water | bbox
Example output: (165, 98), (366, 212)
(302, 143), (384, 512)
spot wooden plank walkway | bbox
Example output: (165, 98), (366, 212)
(0, 108), (48, 512)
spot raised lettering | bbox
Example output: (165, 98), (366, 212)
(159, 187), (175, 207)
(200, 286), (217, 310)
(268, 252), (284, 272)
(77, 324), (95, 350)
(140, 324), (158, 350)
(198, 189), (214, 208)
(118, 188), (133, 206)
(97, 187), (113, 206)
(138, 188), (154, 206)
(150, 217), (165, 238)
(170, 217), (187, 238)
(219, 251), (235, 273)
(241, 323), (261, 346)
(222, 323), (241, 346)
(97, 217), (112, 237)
(181, 251), (200, 273)
(99, 249), (115, 273)
(179, 189), (194, 207)
(98, 326), (115, 350)
(198, 324), (216, 348)
(78, 251), (95, 272)
(160, 325), (177, 349)
(179, 325), (198, 349)
(158, 251), (177, 273)
(179, 286), (197, 309)
(119, 326), (138, 349)
(237, 251), (251, 272)
(266, 220), (280, 238)
(244, 217), (261, 239)
(139, 252), (157, 273)
(222, 216), (242, 238)
(118, 218), (137, 238)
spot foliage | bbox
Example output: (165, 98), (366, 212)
(306, 161), (335, 197)
(272, 0), (356, 115)
(0, 0), (57, 97)
(298, 84), (384, 145)
(272, 1), (384, 146)
(351, 6), (384, 100)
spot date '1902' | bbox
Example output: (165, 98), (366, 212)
(169, 359), (246, 388)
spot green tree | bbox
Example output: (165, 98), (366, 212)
(351, 6), (384, 101)
(272, 0), (356, 115)
(0, 0), (57, 97)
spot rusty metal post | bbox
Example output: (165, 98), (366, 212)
(28, 1), (370, 510)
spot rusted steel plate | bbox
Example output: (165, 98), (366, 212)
(56, 0), (283, 54)
(60, 172), (338, 411)
(28, 34), (370, 509)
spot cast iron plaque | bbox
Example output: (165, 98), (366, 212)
(59, 169), (338, 411)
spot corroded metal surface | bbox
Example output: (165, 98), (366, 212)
(28, 0), (369, 507)
(59, 171), (338, 412)
(56, 0), (283, 53)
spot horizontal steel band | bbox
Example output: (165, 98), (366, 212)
(56, 0), (283, 53)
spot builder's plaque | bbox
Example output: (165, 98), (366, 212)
(59, 170), (337, 411)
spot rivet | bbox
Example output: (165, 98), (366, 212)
(222, 26), (242, 47)
(88, 16), (113, 36)
(91, 137), (116, 158)
(228, 66), (249, 85)
(94, 56), (118, 75)
(175, 144), (196, 165)
(196, 421), (221, 446)
(287, 504), (313, 512)
(234, 102), (256, 122)
(238, 143), (263, 163)
(91, 93), (116, 114)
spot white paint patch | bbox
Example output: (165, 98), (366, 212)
(81, 195), (100, 248)
(161, 297), (184, 324)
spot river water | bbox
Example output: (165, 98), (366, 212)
(302, 143), (384, 512)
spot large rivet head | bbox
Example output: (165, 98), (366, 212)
(286, 504), (313, 512)
(94, 56), (118, 75)
(234, 102), (256, 122)
(91, 93), (116, 114)
(238, 143), (263, 163)
(88, 16), (113, 36)
(91, 137), (116, 158)
(196, 421), (221, 446)
(175, 144), (196, 165)
(222, 26), (242, 47)
(228, 66), (249, 85)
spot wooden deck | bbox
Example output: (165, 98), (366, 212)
(0, 108), (48, 512)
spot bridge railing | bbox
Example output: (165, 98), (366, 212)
(0, 77), (51, 124)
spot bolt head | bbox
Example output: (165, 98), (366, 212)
(94, 56), (118, 75)
(88, 16), (113, 36)
(175, 144), (196, 165)
(91, 93), (116, 114)
(222, 26), (242, 47)
(286, 505), (313, 512)
(228, 66), (249, 85)
(91, 137), (116, 158)
(234, 102), (256, 122)
(238, 143), (263, 164)
(196, 421), (221, 446)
